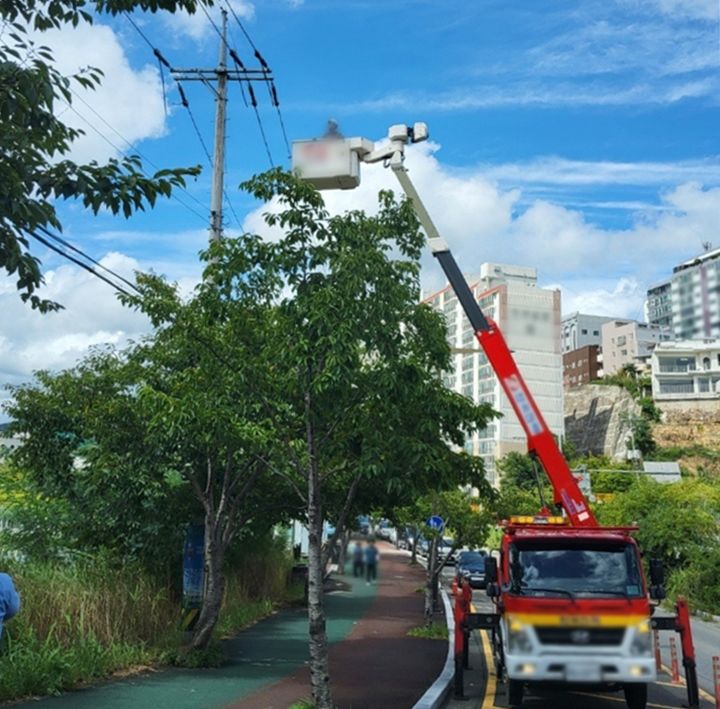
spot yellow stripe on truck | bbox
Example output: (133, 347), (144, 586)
(507, 612), (648, 627)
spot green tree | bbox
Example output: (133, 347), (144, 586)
(419, 490), (492, 626)
(239, 170), (495, 709)
(598, 477), (720, 572)
(5, 233), (296, 650)
(1, 0), (203, 311)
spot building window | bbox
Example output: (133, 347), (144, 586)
(581, 329), (588, 335)
(658, 380), (695, 395)
(703, 357), (711, 371)
(593, 330), (599, 336)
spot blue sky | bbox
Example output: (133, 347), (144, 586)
(1, 0), (719, 407)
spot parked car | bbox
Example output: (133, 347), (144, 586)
(417, 537), (430, 557)
(455, 550), (487, 589)
(438, 538), (458, 565)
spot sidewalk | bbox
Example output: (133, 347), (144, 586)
(18, 543), (445, 709)
(235, 543), (446, 708)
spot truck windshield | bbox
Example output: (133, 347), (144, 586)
(509, 542), (644, 599)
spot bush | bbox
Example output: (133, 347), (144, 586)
(667, 548), (720, 615)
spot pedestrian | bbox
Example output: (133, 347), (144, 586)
(352, 541), (364, 578)
(0, 572), (20, 640)
(365, 539), (379, 584)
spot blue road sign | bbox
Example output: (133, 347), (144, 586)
(427, 515), (445, 532)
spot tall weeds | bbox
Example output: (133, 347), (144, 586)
(0, 539), (294, 701)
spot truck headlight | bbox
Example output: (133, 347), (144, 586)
(630, 620), (651, 656)
(508, 619), (533, 653)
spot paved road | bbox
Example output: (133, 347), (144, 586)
(440, 567), (717, 709)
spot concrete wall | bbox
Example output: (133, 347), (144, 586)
(564, 384), (639, 460)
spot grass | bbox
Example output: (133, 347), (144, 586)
(407, 623), (448, 640)
(288, 700), (314, 709)
(0, 543), (295, 701)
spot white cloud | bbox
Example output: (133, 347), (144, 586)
(476, 156), (720, 188)
(648, 0), (718, 20)
(35, 23), (167, 163)
(549, 278), (645, 319)
(0, 254), (152, 414)
(164, 1), (255, 42)
(245, 142), (720, 313)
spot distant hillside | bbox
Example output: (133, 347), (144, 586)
(0, 422), (12, 433)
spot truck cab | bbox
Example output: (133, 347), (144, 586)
(490, 518), (655, 709)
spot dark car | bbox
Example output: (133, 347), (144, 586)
(455, 550), (487, 589)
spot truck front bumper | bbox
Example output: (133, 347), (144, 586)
(506, 653), (656, 684)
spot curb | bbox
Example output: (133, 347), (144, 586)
(411, 588), (455, 709)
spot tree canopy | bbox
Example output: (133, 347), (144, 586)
(1, 0), (205, 311)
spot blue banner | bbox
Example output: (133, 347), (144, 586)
(183, 523), (205, 609)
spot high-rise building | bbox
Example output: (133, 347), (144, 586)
(561, 313), (615, 354)
(670, 248), (720, 339)
(424, 262), (563, 487)
(645, 248), (720, 338)
(645, 280), (673, 329)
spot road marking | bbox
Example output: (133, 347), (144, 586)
(469, 602), (498, 709)
(660, 662), (716, 702)
(569, 691), (676, 708)
(479, 629), (498, 709)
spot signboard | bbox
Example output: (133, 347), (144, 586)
(183, 523), (205, 610)
(426, 515), (445, 533)
(642, 461), (681, 484)
(572, 466), (593, 498)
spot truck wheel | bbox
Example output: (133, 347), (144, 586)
(507, 679), (524, 708)
(623, 683), (647, 709)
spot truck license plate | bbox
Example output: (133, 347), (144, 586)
(566, 663), (601, 682)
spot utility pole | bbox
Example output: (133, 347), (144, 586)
(209, 10), (229, 244)
(171, 11), (275, 244)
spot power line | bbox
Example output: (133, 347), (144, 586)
(58, 97), (209, 224)
(222, 0), (262, 55)
(36, 226), (140, 293)
(177, 83), (214, 166)
(67, 86), (210, 217)
(270, 82), (292, 160)
(29, 230), (135, 299)
(124, 13), (156, 53)
(247, 83), (274, 168)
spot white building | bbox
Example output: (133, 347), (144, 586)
(601, 320), (671, 375)
(651, 340), (720, 407)
(561, 313), (614, 354)
(424, 262), (563, 487)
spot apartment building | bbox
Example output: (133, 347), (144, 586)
(424, 262), (563, 486)
(563, 344), (602, 389)
(601, 320), (671, 375)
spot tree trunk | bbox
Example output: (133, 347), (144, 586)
(336, 529), (350, 575)
(424, 537), (438, 627)
(306, 409), (334, 709)
(191, 518), (225, 650)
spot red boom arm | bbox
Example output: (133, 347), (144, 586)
(432, 249), (597, 527)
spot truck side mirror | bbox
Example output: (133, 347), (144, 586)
(484, 557), (497, 585)
(649, 558), (666, 600)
